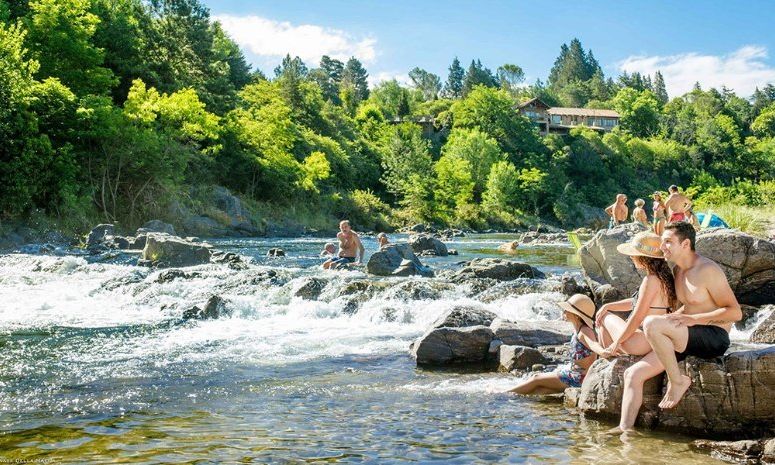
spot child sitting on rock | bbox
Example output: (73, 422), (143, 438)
(507, 294), (603, 395)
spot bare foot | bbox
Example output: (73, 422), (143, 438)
(659, 374), (691, 409)
(603, 426), (632, 435)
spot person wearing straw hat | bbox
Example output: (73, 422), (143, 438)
(507, 294), (603, 395)
(595, 231), (676, 358)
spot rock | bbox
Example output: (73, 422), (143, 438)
(590, 282), (624, 306)
(86, 224), (114, 248)
(294, 277), (328, 300)
(659, 347), (775, 435)
(136, 220), (176, 236)
(765, 438), (775, 463)
(409, 224), (427, 233)
(578, 356), (663, 428)
(432, 306), (498, 329)
(183, 215), (229, 237)
(367, 243), (433, 277)
(691, 439), (766, 463)
(499, 345), (549, 372)
(498, 240), (520, 254)
(129, 234), (148, 250)
(453, 258), (545, 282)
(383, 280), (455, 301)
(182, 295), (230, 320)
(210, 250), (246, 268)
(751, 305), (775, 343)
(155, 269), (201, 283)
(564, 387), (581, 408)
(409, 234), (448, 257)
(448, 248), (459, 255)
(739, 304), (764, 331)
(411, 326), (495, 366)
(578, 347), (775, 436)
(578, 223), (646, 299)
(103, 235), (130, 250)
(139, 234), (212, 267)
(490, 318), (572, 347)
(581, 225), (775, 306)
(475, 278), (566, 303)
(267, 248), (285, 257)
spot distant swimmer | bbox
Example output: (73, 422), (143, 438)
(320, 242), (336, 258)
(377, 232), (390, 249)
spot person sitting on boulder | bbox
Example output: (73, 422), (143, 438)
(507, 294), (602, 395)
(323, 220), (365, 270)
(377, 232), (390, 249)
(631, 199), (649, 227)
(605, 194), (629, 229)
(595, 232), (676, 361)
(320, 242), (336, 258)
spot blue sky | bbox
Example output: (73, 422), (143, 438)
(205, 0), (775, 98)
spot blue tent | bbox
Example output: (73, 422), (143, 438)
(696, 212), (729, 228)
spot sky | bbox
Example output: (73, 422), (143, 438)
(205, 0), (775, 99)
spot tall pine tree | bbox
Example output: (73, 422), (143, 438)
(444, 57), (464, 98)
(653, 70), (668, 104)
(341, 57), (369, 102)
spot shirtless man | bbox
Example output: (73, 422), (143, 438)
(610, 221), (741, 433)
(605, 194), (629, 229)
(324, 220), (365, 269)
(665, 185), (692, 223)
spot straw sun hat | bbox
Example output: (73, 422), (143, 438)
(616, 231), (664, 259)
(557, 294), (595, 328)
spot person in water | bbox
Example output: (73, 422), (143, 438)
(320, 242), (336, 258)
(665, 185), (691, 223)
(652, 191), (667, 236)
(323, 220), (365, 270)
(631, 199), (649, 227)
(507, 294), (601, 395)
(595, 232), (677, 360)
(605, 194), (629, 229)
(609, 222), (742, 434)
(377, 232), (390, 249)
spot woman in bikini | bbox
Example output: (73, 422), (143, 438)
(507, 294), (602, 395)
(652, 192), (667, 236)
(595, 231), (677, 358)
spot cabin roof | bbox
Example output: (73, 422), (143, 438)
(517, 97), (551, 110)
(547, 107), (620, 118)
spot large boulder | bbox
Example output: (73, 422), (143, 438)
(411, 326), (494, 366)
(86, 224), (114, 248)
(293, 277), (328, 300)
(409, 234), (448, 256)
(751, 305), (775, 343)
(367, 243), (433, 277)
(136, 220), (176, 236)
(452, 258), (545, 282)
(182, 295), (230, 320)
(577, 356), (663, 428)
(577, 347), (775, 436)
(499, 345), (549, 372)
(431, 306), (497, 329)
(695, 229), (775, 305)
(139, 234), (212, 267)
(490, 318), (572, 347)
(182, 215), (229, 237)
(578, 223), (646, 298)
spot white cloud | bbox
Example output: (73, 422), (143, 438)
(213, 14), (377, 66)
(618, 45), (775, 98)
(368, 71), (411, 88)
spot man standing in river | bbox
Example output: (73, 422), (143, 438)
(610, 221), (741, 432)
(323, 220), (365, 269)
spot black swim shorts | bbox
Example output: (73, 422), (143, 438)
(675, 325), (730, 361)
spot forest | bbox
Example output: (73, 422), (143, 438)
(2, 0), (774, 234)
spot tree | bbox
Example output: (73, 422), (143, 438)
(653, 71), (668, 104)
(380, 123), (433, 204)
(496, 63), (525, 95)
(441, 128), (504, 197)
(408, 67), (441, 101)
(25, 0), (116, 96)
(443, 57), (464, 98)
(369, 80), (412, 119)
(548, 38), (595, 89)
(752, 103), (775, 137)
(310, 55), (343, 103)
(434, 154), (475, 215)
(612, 88), (660, 137)
(462, 59), (497, 96)
(341, 56), (369, 102)
(482, 160), (520, 210)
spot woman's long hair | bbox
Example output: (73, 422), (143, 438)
(636, 256), (677, 311)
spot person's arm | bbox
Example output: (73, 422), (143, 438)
(604, 204), (614, 217)
(605, 278), (658, 355)
(578, 330), (605, 357)
(595, 298), (633, 327)
(357, 236), (365, 263)
(666, 264), (742, 326)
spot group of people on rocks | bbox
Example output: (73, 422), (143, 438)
(508, 221), (742, 434)
(606, 185), (699, 234)
(320, 220), (391, 270)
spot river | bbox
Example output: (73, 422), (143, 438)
(0, 234), (738, 463)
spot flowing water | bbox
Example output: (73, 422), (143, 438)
(0, 234), (748, 463)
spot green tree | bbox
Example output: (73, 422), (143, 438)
(612, 88), (660, 137)
(482, 160), (520, 210)
(380, 123), (433, 204)
(496, 63), (525, 95)
(408, 67), (441, 101)
(341, 56), (369, 102)
(752, 103), (775, 137)
(441, 128), (504, 197)
(25, 0), (116, 96)
(443, 56), (464, 98)
(653, 71), (668, 104)
(434, 153), (474, 216)
(369, 80), (412, 119)
(462, 59), (497, 96)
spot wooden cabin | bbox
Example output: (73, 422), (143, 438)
(517, 98), (619, 135)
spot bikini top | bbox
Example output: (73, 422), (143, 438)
(631, 290), (672, 312)
(569, 332), (593, 362)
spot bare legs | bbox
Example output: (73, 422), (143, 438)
(507, 373), (568, 395)
(642, 315), (691, 409)
(615, 351), (665, 431)
(598, 314), (654, 356)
